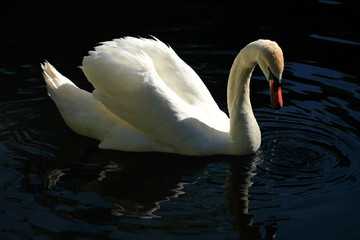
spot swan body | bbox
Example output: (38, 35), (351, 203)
(42, 37), (284, 155)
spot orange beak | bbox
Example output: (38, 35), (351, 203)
(269, 80), (283, 110)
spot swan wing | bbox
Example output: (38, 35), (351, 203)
(82, 37), (229, 153)
(103, 37), (218, 107)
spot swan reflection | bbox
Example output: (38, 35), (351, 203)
(45, 141), (204, 219)
(225, 157), (278, 240)
(46, 138), (277, 238)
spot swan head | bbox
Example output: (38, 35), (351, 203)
(256, 40), (284, 110)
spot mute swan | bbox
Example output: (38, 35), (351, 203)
(42, 37), (283, 156)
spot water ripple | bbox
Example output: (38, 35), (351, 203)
(251, 60), (360, 206)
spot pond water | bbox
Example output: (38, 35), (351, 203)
(1, 1), (360, 239)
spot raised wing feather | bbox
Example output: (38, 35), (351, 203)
(105, 37), (218, 107)
(82, 37), (228, 153)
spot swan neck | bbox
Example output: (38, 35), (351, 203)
(227, 45), (260, 154)
(227, 49), (256, 111)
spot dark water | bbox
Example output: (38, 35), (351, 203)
(1, 1), (360, 239)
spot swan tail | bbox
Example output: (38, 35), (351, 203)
(41, 61), (165, 152)
(41, 61), (103, 139)
(42, 61), (93, 117)
(42, 61), (82, 104)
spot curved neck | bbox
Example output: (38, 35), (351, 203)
(227, 45), (261, 154)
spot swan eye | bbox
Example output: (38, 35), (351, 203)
(267, 67), (281, 87)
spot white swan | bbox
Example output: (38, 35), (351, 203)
(42, 37), (283, 156)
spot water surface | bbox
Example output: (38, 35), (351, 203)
(1, 1), (360, 239)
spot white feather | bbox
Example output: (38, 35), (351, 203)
(81, 37), (229, 154)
